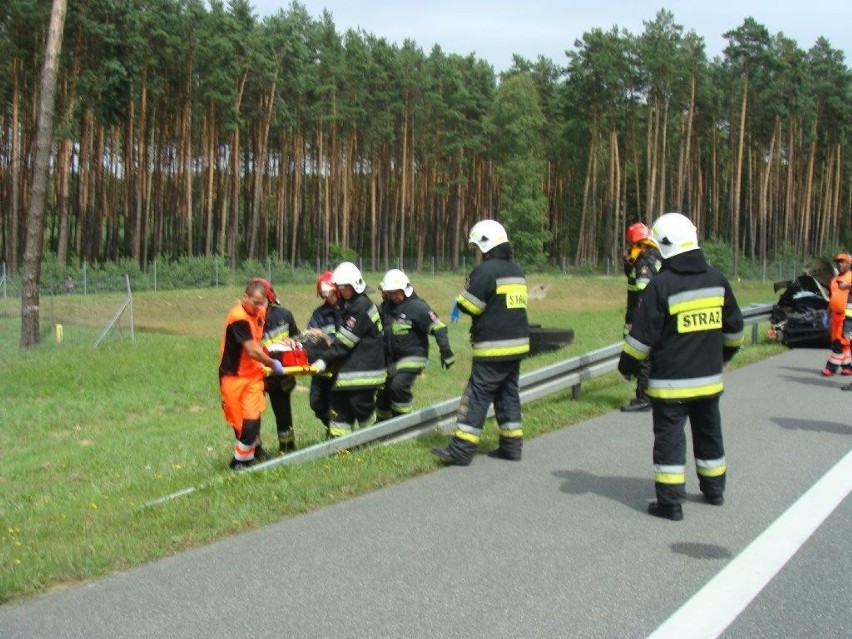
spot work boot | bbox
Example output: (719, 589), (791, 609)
(487, 448), (522, 461)
(278, 440), (296, 455)
(621, 398), (651, 412)
(229, 457), (255, 471)
(647, 502), (684, 521)
(253, 445), (270, 462)
(820, 367), (834, 376)
(842, 383), (852, 391)
(842, 367), (852, 376)
(431, 447), (471, 466)
(703, 493), (725, 506)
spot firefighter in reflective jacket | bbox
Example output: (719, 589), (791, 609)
(310, 262), (386, 438)
(432, 220), (530, 466)
(304, 271), (343, 435)
(621, 222), (662, 412)
(618, 213), (745, 521)
(377, 269), (455, 420)
(254, 278), (300, 455)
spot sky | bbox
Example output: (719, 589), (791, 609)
(246, 0), (851, 72)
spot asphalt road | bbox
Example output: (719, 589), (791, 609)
(1, 347), (850, 638)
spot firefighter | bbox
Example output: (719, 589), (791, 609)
(254, 278), (300, 455)
(304, 271), (343, 435)
(310, 262), (386, 438)
(618, 213), (745, 520)
(376, 269), (455, 420)
(218, 279), (285, 470)
(621, 222), (662, 412)
(432, 220), (530, 466)
(820, 253), (852, 376)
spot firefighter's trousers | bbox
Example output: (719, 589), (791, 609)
(329, 387), (378, 437)
(376, 370), (420, 419)
(651, 396), (726, 506)
(448, 359), (523, 463)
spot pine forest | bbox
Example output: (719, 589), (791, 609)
(1, 0), (850, 276)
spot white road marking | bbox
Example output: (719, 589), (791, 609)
(649, 447), (852, 639)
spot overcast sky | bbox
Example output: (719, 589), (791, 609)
(246, 1), (850, 71)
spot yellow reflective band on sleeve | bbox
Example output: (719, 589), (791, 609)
(496, 283), (528, 309)
(723, 332), (745, 347)
(623, 341), (648, 361)
(654, 472), (686, 484)
(457, 293), (484, 316)
(454, 429), (481, 444)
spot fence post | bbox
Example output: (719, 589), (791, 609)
(267, 256), (272, 282)
(126, 274), (135, 343)
(215, 258), (219, 288)
(83, 260), (88, 295)
(1, 262), (6, 299)
(430, 256), (435, 278)
(153, 259), (157, 292)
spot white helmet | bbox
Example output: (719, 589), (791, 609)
(332, 261), (366, 294)
(468, 219), (509, 253)
(651, 212), (699, 260)
(380, 268), (413, 297)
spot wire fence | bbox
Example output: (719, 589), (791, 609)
(0, 254), (817, 348)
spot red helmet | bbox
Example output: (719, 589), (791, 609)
(626, 222), (651, 245)
(316, 271), (338, 298)
(834, 253), (851, 264)
(250, 277), (278, 305)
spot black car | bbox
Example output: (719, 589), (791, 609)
(769, 257), (833, 347)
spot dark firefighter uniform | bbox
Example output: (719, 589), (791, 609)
(618, 249), (745, 508)
(305, 301), (342, 433)
(623, 243), (662, 406)
(322, 293), (386, 437)
(261, 304), (299, 452)
(219, 302), (267, 464)
(377, 293), (455, 419)
(444, 244), (530, 464)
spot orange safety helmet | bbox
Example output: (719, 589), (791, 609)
(626, 222), (651, 245)
(833, 253), (851, 263)
(316, 270), (338, 298)
(251, 277), (279, 305)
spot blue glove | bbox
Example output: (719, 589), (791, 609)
(449, 301), (460, 323)
(271, 360), (285, 376)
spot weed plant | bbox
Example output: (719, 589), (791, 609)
(0, 273), (783, 603)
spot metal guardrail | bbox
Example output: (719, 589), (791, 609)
(145, 303), (773, 507)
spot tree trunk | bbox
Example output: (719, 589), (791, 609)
(21, 0), (67, 348)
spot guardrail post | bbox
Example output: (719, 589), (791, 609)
(752, 322), (759, 344)
(571, 384), (581, 400)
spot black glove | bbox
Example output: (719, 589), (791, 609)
(441, 353), (455, 370)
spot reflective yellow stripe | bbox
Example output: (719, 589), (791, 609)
(669, 296), (724, 315)
(655, 472), (685, 484)
(497, 428), (523, 438)
(457, 295), (483, 316)
(454, 429), (481, 444)
(648, 382), (724, 399)
(623, 341), (648, 361)
(472, 344), (530, 358)
(697, 464), (727, 477)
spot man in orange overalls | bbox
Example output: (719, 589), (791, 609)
(821, 253), (852, 377)
(219, 279), (285, 470)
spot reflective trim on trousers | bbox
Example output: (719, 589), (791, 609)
(696, 456), (727, 477)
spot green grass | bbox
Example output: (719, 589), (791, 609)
(0, 273), (784, 603)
